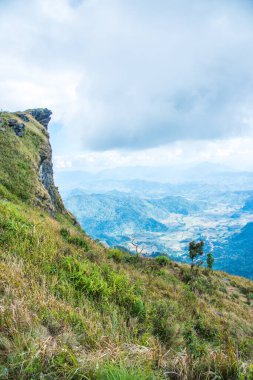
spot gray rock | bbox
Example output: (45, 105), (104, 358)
(8, 119), (25, 137)
(15, 123), (25, 137)
(27, 108), (52, 129)
(8, 119), (18, 126)
(16, 113), (30, 122)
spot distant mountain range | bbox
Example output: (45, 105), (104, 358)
(55, 166), (253, 193)
(63, 186), (253, 278)
(64, 190), (199, 248)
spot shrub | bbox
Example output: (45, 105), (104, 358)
(152, 302), (182, 347)
(60, 228), (89, 251)
(207, 252), (214, 270)
(123, 254), (141, 265)
(187, 274), (214, 294)
(68, 235), (89, 250)
(155, 255), (171, 267)
(108, 248), (124, 263)
(60, 227), (70, 239)
(184, 327), (207, 358)
(194, 314), (218, 340)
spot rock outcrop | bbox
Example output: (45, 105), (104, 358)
(28, 108), (78, 224)
(25, 108), (64, 213)
(16, 112), (30, 122)
(0, 108), (78, 224)
(8, 118), (25, 137)
(27, 108), (52, 129)
(39, 136), (65, 213)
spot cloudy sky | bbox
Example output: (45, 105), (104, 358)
(1, 0), (253, 173)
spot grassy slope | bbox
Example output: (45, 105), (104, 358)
(0, 112), (252, 380)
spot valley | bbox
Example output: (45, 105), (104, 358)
(61, 175), (253, 279)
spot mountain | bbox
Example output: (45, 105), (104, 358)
(55, 167), (253, 193)
(64, 190), (199, 250)
(216, 223), (253, 279)
(64, 188), (253, 278)
(242, 194), (253, 212)
(148, 195), (199, 215)
(0, 109), (252, 379)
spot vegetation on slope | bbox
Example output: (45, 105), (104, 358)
(0, 111), (252, 380)
(0, 111), (65, 213)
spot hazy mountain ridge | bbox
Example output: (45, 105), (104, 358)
(64, 186), (253, 278)
(215, 222), (253, 278)
(64, 190), (200, 249)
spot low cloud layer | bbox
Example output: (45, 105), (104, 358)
(1, 0), (253, 153)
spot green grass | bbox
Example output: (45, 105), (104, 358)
(0, 197), (252, 379)
(95, 363), (158, 380)
(0, 112), (45, 203)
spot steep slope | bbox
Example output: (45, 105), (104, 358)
(218, 223), (253, 279)
(242, 194), (253, 212)
(0, 110), (77, 221)
(0, 110), (252, 380)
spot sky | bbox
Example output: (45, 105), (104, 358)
(1, 0), (253, 174)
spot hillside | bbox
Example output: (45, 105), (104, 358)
(0, 110), (252, 380)
(242, 194), (253, 212)
(217, 223), (253, 279)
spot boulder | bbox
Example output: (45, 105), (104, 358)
(8, 119), (25, 137)
(14, 123), (25, 137)
(8, 119), (18, 126)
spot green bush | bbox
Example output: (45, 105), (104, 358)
(60, 228), (89, 251)
(184, 327), (207, 358)
(68, 235), (89, 250)
(108, 248), (124, 263)
(194, 313), (218, 340)
(155, 255), (171, 267)
(152, 302), (182, 347)
(60, 227), (70, 239)
(123, 254), (141, 265)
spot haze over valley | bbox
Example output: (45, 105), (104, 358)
(56, 167), (253, 279)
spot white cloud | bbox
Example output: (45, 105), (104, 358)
(0, 69), (81, 118)
(54, 137), (253, 173)
(38, 0), (75, 22)
(1, 0), (253, 171)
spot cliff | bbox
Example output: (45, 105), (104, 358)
(0, 109), (77, 223)
(0, 109), (252, 380)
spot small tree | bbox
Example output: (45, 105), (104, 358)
(130, 238), (144, 257)
(207, 252), (214, 270)
(189, 240), (204, 271)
